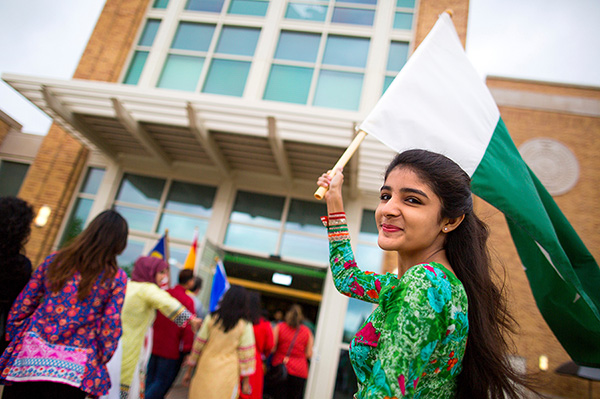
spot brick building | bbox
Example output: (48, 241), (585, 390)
(1, 0), (598, 397)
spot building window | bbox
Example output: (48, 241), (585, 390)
(393, 0), (415, 30)
(228, 0), (270, 16)
(383, 40), (409, 92)
(123, 19), (162, 85)
(113, 173), (216, 241)
(156, 22), (261, 95)
(286, 0), (377, 26)
(59, 167), (105, 247)
(0, 160), (29, 197)
(153, 0), (169, 8)
(224, 191), (327, 263)
(264, 31), (369, 110)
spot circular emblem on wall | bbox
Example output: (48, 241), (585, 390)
(518, 138), (579, 196)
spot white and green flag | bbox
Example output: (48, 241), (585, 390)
(360, 12), (600, 366)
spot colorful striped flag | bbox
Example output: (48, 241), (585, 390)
(359, 12), (600, 366)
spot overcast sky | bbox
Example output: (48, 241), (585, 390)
(1, 0), (599, 135)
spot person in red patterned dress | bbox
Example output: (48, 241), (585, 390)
(268, 304), (313, 399)
(240, 292), (273, 399)
(0, 210), (129, 399)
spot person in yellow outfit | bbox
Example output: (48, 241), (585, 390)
(118, 256), (201, 399)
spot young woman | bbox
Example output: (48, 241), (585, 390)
(267, 304), (313, 399)
(317, 149), (533, 399)
(183, 285), (255, 399)
(0, 210), (128, 399)
(117, 256), (200, 399)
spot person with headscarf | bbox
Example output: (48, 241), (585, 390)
(117, 256), (201, 399)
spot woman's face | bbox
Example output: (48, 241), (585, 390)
(375, 167), (447, 256)
(155, 268), (169, 287)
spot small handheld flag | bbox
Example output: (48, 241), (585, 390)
(209, 259), (230, 312)
(148, 230), (169, 261)
(183, 228), (198, 271)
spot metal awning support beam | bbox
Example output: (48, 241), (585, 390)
(111, 97), (172, 167)
(347, 123), (360, 199)
(186, 102), (230, 176)
(42, 86), (118, 162)
(267, 116), (293, 184)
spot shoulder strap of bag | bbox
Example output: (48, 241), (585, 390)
(283, 325), (301, 364)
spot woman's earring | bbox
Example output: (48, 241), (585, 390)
(444, 227), (448, 232)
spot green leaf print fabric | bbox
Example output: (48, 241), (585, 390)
(325, 213), (469, 399)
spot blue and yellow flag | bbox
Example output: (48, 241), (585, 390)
(149, 231), (169, 261)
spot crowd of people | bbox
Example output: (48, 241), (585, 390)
(0, 148), (537, 399)
(0, 197), (314, 399)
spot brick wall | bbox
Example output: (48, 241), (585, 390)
(19, 0), (150, 265)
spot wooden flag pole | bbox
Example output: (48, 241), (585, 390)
(314, 130), (368, 200)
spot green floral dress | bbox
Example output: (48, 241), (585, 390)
(324, 212), (469, 399)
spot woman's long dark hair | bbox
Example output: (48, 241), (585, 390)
(385, 149), (534, 399)
(213, 285), (250, 332)
(48, 210), (128, 300)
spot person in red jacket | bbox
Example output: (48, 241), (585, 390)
(145, 269), (199, 399)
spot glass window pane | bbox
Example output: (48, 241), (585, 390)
(343, 298), (373, 342)
(117, 238), (146, 276)
(387, 41), (409, 72)
(80, 167), (105, 195)
(323, 36), (369, 68)
(157, 54), (204, 91)
(393, 11), (413, 30)
(397, 0), (415, 7)
(263, 65), (312, 104)
(59, 198), (93, 247)
(164, 181), (216, 215)
(203, 59), (250, 96)
(224, 223), (279, 254)
(228, 0), (269, 16)
(274, 31), (321, 62)
(216, 26), (260, 56)
(383, 75), (394, 93)
(313, 70), (363, 110)
(286, 199), (327, 234)
(185, 0), (224, 12)
(355, 243), (384, 273)
(116, 174), (165, 206)
(285, 3), (327, 21)
(334, 349), (359, 397)
(0, 161), (29, 197)
(158, 213), (209, 241)
(123, 51), (148, 85)
(114, 205), (157, 232)
(153, 0), (169, 8)
(172, 22), (215, 51)
(332, 7), (375, 26)
(280, 232), (328, 262)
(229, 191), (284, 228)
(343, 0), (376, 4)
(139, 19), (161, 46)
(359, 209), (378, 236)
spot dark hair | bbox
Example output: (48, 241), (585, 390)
(285, 304), (304, 328)
(0, 196), (34, 257)
(213, 285), (249, 332)
(247, 291), (262, 324)
(191, 276), (203, 292)
(385, 149), (534, 399)
(178, 269), (194, 285)
(48, 210), (128, 300)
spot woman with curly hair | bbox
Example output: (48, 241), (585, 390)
(0, 209), (129, 399)
(0, 196), (34, 356)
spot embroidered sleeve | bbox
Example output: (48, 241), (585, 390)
(145, 284), (193, 327)
(98, 269), (127, 364)
(188, 314), (211, 367)
(324, 213), (398, 304)
(6, 255), (51, 339)
(237, 321), (256, 377)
